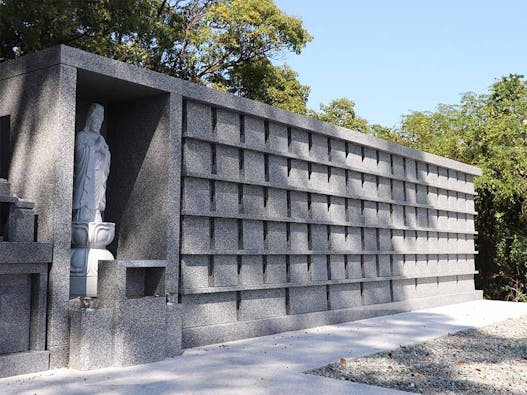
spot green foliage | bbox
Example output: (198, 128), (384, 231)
(309, 98), (370, 133)
(380, 74), (527, 301)
(0, 0), (312, 112)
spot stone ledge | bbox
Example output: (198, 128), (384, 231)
(182, 291), (482, 348)
(0, 242), (53, 264)
(0, 350), (49, 378)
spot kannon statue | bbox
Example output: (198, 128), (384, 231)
(72, 103), (110, 223)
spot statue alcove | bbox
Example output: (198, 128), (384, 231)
(75, 70), (171, 263)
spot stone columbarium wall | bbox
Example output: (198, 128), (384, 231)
(179, 99), (479, 347)
(0, 46), (481, 374)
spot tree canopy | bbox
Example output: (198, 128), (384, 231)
(0, 0), (312, 113)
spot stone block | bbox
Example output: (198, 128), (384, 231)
(311, 224), (329, 250)
(289, 223), (308, 251)
(0, 274), (31, 354)
(392, 279), (416, 301)
(181, 255), (208, 288)
(346, 255), (362, 278)
(347, 171), (362, 195)
(165, 303), (183, 357)
(377, 177), (391, 200)
(288, 286), (326, 314)
(244, 151), (265, 182)
(243, 220), (264, 250)
(213, 218), (238, 250)
(7, 207), (35, 241)
(405, 206), (417, 227)
(437, 275), (458, 295)
(346, 143), (362, 168)
(416, 277), (438, 298)
(362, 281), (391, 305)
(405, 159), (417, 181)
(362, 255), (377, 277)
(457, 274), (475, 292)
(182, 178), (210, 213)
(266, 222), (287, 250)
(378, 151), (391, 174)
(392, 205), (404, 227)
(363, 147), (377, 172)
(362, 174), (377, 199)
(329, 255), (346, 279)
(329, 196), (345, 221)
(214, 256), (238, 286)
(417, 184), (428, 204)
(363, 228), (378, 250)
(392, 155), (404, 177)
(239, 256), (263, 286)
(186, 101), (212, 138)
(405, 230), (417, 250)
(289, 255), (308, 282)
(289, 159), (309, 188)
(437, 189), (448, 209)
(264, 255), (287, 284)
(427, 165), (439, 184)
(68, 307), (113, 370)
(239, 289), (286, 320)
(378, 254), (391, 277)
(269, 155), (288, 185)
(310, 255), (328, 281)
(216, 108), (240, 143)
(347, 199), (362, 224)
(405, 183), (417, 204)
(310, 163), (329, 190)
(111, 297), (169, 367)
(181, 216), (210, 251)
(267, 188), (287, 217)
(392, 229), (404, 251)
(392, 180), (405, 201)
(363, 201), (377, 226)
(215, 181), (238, 214)
(329, 167), (346, 195)
(378, 203), (391, 226)
(310, 134), (329, 162)
(183, 140), (211, 175)
(403, 255), (417, 276)
(392, 255), (404, 276)
(347, 227), (361, 250)
(311, 193), (329, 221)
(417, 162), (428, 181)
(268, 122), (288, 152)
(245, 116), (266, 148)
(290, 128), (309, 156)
(330, 139), (347, 164)
(290, 191), (308, 218)
(216, 145), (240, 179)
(182, 292), (237, 328)
(329, 283), (362, 310)
(243, 184), (265, 215)
(417, 208), (428, 228)
(329, 226), (346, 250)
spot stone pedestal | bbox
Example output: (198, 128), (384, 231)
(70, 221), (115, 297)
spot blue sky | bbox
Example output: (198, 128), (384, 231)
(274, 1), (527, 127)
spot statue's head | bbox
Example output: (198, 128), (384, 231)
(85, 103), (104, 133)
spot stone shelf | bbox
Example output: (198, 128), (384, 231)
(183, 171), (478, 216)
(180, 270), (479, 294)
(0, 242), (53, 264)
(180, 249), (479, 256)
(184, 134), (477, 196)
(181, 210), (478, 235)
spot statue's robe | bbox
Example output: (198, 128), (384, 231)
(72, 131), (111, 222)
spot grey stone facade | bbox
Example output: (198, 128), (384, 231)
(0, 46), (482, 374)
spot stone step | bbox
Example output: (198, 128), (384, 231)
(0, 242), (53, 264)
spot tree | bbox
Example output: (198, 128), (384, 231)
(309, 98), (370, 134)
(381, 74), (527, 301)
(0, 0), (312, 112)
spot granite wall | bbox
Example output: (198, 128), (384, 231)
(178, 97), (480, 347)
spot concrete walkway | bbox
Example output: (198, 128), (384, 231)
(1, 300), (526, 394)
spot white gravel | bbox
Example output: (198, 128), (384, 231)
(309, 314), (527, 394)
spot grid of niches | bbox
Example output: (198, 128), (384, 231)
(179, 100), (477, 325)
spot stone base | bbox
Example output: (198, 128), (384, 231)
(69, 307), (113, 370)
(182, 290), (483, 348)
(0, 350), (49, 378)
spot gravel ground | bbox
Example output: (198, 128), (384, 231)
(309, 315), (527, 394)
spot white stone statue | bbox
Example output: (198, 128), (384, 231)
(70, 103), (115, 298)
(72, 103), (110, 222)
